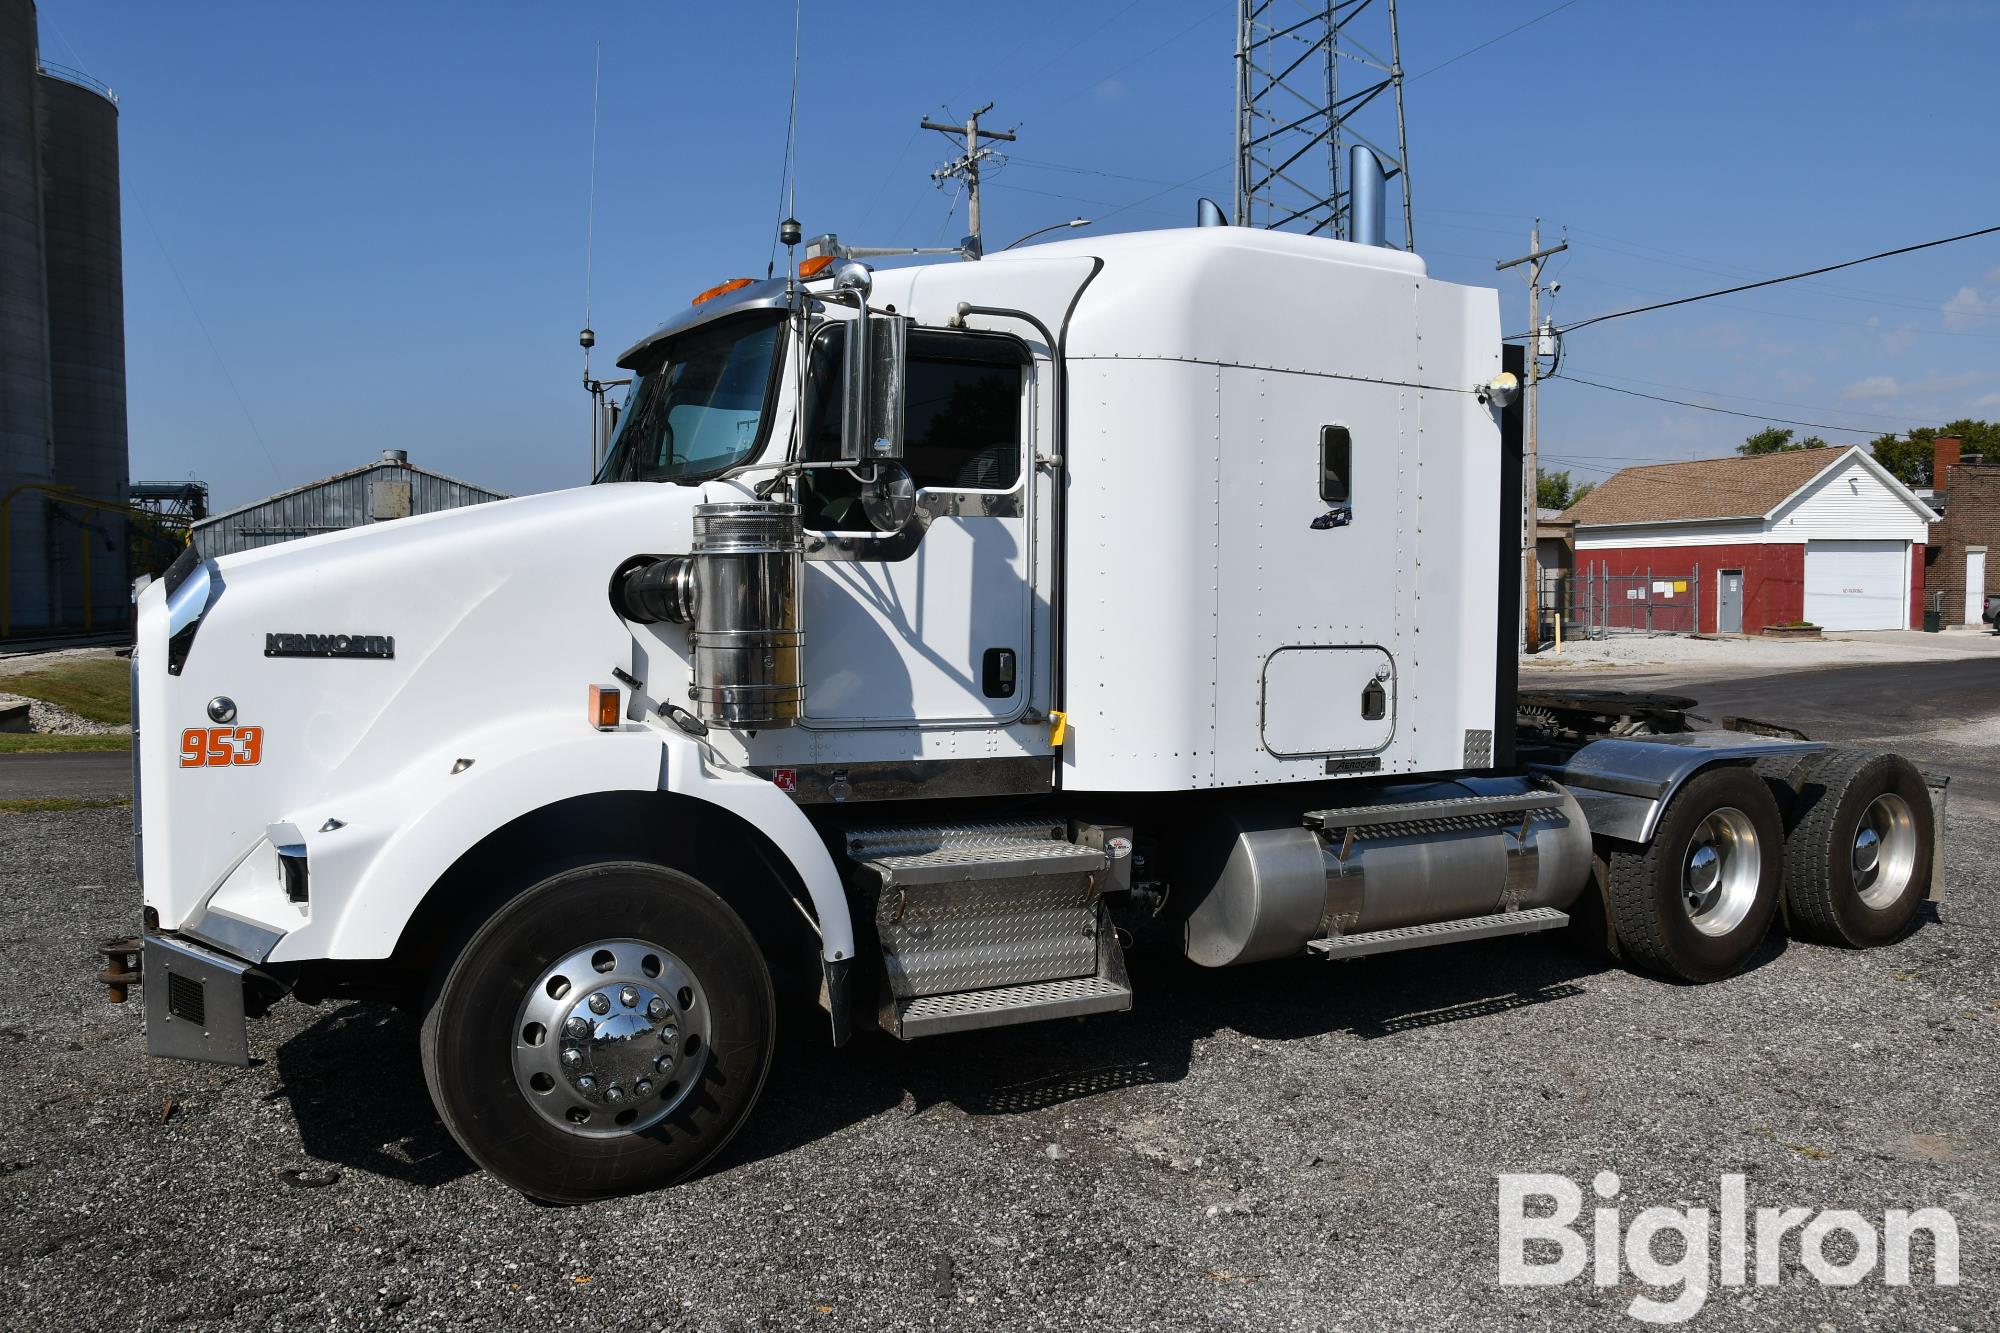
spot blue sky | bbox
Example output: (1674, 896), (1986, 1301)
(34, 0), (2000, 509)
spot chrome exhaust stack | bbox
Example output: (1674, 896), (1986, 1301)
(619, 500), (806, 729)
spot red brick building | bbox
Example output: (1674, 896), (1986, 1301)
(1567, 447), (1937, 633)
(1924, 435), (1997, 625)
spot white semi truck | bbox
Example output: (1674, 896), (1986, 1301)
(126, 219), (1940, 1202)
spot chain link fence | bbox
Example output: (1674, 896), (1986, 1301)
(1558, 562), (1704, 638)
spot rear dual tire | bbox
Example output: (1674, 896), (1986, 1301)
(1781, 749), (1932, 947)
(1605, 766), (1784, 983)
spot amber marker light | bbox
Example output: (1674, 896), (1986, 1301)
(690, 277), (755, 306)
(589, 685), (621, 730)
(797, 254), (836, 279)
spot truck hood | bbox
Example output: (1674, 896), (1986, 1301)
(134, 479), (709, 933)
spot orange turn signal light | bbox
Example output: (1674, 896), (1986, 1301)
(589, 684), (621, 730)
(798, 254), (836, 279)
(690, 277), (755, 306)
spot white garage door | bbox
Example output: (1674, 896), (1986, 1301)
(1804, 540), (1906, 630)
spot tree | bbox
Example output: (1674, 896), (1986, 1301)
(1738, 427), (1804, 455)
(1869, 418), (2000, 488)
(1536, 468), (1594, 511)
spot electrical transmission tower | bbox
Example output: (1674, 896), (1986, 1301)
(1234, 0), (1413, 246)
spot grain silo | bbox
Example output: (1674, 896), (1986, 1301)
(0, 0), (129, 640)
(38, 52), (127, 629)
(0, 0), (54, 633)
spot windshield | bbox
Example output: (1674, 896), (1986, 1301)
(596, 312), (785, 484)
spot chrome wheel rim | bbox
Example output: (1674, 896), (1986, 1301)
(1682, 806), (1760, 937)
(1854, 792), (1917, 910)
(513, 937), (710, 1139)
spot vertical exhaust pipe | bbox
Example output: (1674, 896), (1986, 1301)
(1350, 145), (1386, 248)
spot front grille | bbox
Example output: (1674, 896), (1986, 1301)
(167, 971), (205, 1027)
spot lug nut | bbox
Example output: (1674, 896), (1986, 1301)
(654, 1054), (674, 1073)
(618, 986), (638, 1008)
(587, 993), (611, 1015)
(657, 1025), (679, 1045)
(563, 1016), (590, 1039)
(560, 1046), (583, 1068)
(604, 1084), (625, 1104)
(634, 1079), (652, 1096)
(646, 997), (667, 1020)
(575, 1075), (596, 1092)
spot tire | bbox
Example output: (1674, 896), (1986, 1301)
(419, 860), (775, 1204)
(1783, 749), (1933, 948)
(1604, 765), (1783, 983)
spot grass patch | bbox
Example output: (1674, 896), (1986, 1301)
(0, 796), (131, 814)
(0, 732), (130, 753)
(0, 657), (130, 724)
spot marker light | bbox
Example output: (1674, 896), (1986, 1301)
(690, 277), (755, 306)
(797, 254), (836, 279)
(589, 684), (621, 730)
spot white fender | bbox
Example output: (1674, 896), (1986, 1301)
(250, 718), (852, 966)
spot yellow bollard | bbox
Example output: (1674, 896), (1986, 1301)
(1554, 612), (1563, 656)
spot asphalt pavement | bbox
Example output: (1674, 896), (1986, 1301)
(0, 750), (131, 800)
(1525, 655), (2000, 812)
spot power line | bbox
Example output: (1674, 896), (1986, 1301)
(1549, 224), (2000, 336)
(1557, 375), (1903, 438)
(1409, 0), (1594, 80)
(1561, 367), (1921, 425)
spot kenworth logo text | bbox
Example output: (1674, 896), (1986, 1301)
(264, 633), (395, 659)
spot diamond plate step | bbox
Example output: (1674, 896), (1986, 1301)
(1307, 906), (1569, 960)
(1304, 789), (1566, 833)
(862, 838), (1104, 889)
(845, 818), (1069, 861)
(895, 973), (1132, 1039)
(846, 818), (1110, 1001)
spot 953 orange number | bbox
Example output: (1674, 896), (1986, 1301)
(178, 725), (264, 768)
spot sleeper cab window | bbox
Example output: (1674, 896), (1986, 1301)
(801, 329), (1028, 533)
(1320, 425), (1352, 504)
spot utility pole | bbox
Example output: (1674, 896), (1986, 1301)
(1496, 221), (1567, 651)
(920, 102), (1015, 253)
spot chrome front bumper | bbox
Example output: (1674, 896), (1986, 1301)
(144, 933), (254, 1067)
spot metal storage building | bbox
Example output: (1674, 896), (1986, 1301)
(1567, 447), (1938, 633)
(192, 450), (508, 557)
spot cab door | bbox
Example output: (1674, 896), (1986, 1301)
(797, 328), (1038, 727)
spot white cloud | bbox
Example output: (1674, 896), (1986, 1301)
(1942, 284), (2000, 331)
(1841, 375), (1903, 400)
(1094, 79), (1126, 101)
(1839, 370), (1985, 401)
(1976, 393), (2000, 410)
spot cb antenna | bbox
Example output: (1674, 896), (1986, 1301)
(579, 43), (626, 477)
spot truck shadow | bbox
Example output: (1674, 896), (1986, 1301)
(719, 935), (1617, 1172)
(272, 930), (1766, 1192)
(271, 1004), (476, 1189)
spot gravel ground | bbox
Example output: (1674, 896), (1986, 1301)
(1528, 627), (2000, 678)
(3, 789), (1995, 1328)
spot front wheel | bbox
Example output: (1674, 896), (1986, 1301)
(419, 861), (775, 1203)
(1604, 766), (1784, 983)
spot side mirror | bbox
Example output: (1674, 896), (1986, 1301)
(839, 311), (909, 463)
